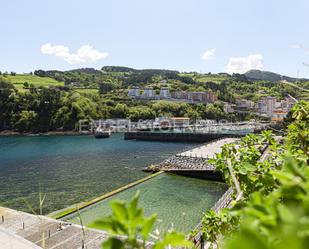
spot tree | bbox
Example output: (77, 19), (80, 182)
(151, 101), (189, 117)
(203, 104), (225, 120)
(111, 103), (128, 118)
(185, 108), (201, 121)
(128, 106), (155, 121)
(13, 110), (38, 132)
(0, 77), (16, 130)
(23, 82), (29, 88)
(34, 70), (47, 77)
(99, 82), (116, 94)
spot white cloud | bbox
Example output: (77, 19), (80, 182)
(202, 49), (215, 60)
(291, 44), (302, 49)
(40, 43), (108, 64)
(225, 54), (264, 74)
(291, 43), (309, 54)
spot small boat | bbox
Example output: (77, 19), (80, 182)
(94, 128), (111, 139)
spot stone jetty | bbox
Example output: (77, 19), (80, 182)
(146, 138), (239, 172)
(155, 155), (216, 171)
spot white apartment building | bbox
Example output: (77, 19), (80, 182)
(128, 86), (140, 97)
(223, 102), (235, 113)
(280, 96), (296, 112)
(160, 87), (171, 98)
(236, 99), (255, 109)
(142, 87), (155, 98)
(258, 96), (277, 116)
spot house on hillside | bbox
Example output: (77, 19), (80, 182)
(171, 117), (190, 128)
(160, 87), (171, 99)
(128, 86), (140, 98)
(271, 110), (288, 123)
(258, 96), (277, 116)
(171, 91), (217, 104)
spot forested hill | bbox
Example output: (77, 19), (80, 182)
(32, 66), (309, 87)
(245, 69), (309, 83)
(101, 66), (179, 75)
(1, 66), (308, 133)
(30, 67), (309, 101)
(33, 67), (180, 88)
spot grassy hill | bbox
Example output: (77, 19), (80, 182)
(245, 70), (309, 83)
(6, 74), (64, 91)
(5, 68), (307, 101)
(178, 73), (230, 84)
(74, 88), (99, 95)
(194, 74), (230, 84)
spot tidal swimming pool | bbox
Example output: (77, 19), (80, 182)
(64, 173), (228, 233)
(0, 134), (196, 213)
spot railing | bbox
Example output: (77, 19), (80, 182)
(212, 187), (234, 213)
(191, 144), (270, 248)
(189, 187), (234, 248)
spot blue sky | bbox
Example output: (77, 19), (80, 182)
(1, 0), (309, 77)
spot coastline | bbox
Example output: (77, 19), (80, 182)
(1, 137), (237, 244)
(0, 130), (89, 137)
(50, 138), (236, 220)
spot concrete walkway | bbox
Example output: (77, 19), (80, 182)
(0, 207), (107, 249)
(0, 226), (42, 249)
(177, 138), (239, 158)
(151, 138), (239, 172)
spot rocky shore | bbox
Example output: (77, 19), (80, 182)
(145, 155), (216, 172)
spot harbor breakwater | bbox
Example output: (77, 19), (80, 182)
(124, 131), (245, 142)
(145, 138), (240, 180)
(145, 155), (224, 181)
(148, 155), (215, 171)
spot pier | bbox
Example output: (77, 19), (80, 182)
(176, 138), (239, 158)
(125, 131), (245, 142)
(145, 138), (239, 180)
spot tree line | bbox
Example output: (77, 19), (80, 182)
(0, 76), (241, 133)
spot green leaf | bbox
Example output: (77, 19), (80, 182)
(102, 238), (124, 249)
(243, 163), (256, 172)
(154, 232), (193, 249)
(89, 218), (115, 231)
(110, 201), (128, 221)
(225, 227), (269, 249)
(277, 204), (294, 223)
(90, 217), (128, 235)
(141, 214), (157, 240)
(128, 191), (140, 219)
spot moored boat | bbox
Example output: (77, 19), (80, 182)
(94, 128), (111, 138)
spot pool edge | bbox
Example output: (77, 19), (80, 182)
(48, 171), (163, 220)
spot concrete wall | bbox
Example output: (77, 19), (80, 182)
(124, 131), (244, 142)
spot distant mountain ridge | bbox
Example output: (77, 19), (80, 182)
(32, 67), (309, 85)
(101, 66), (179, 75)
(245, 69), (309, 83)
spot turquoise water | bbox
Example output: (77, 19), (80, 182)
(65, 173), (228, 233)
(0, 134), (196, 213)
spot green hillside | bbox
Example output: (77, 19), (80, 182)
(6, 74), (64, 90)
(179, 73), (229, 84)
(245, 69), (309, 83)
